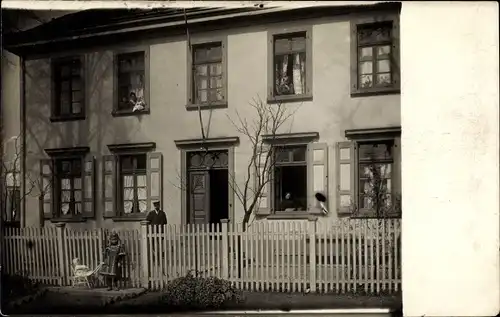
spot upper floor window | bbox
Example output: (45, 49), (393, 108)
(187, 37), (227, 110)
(113, 49), (149, 116)
(193, 43), (224, 104)
(267, 27), (312, 103)
(51, 57), (85, 122)
(350, 16), (400, 96)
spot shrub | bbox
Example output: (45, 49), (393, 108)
(159, 271), (243, 310)
(1, 271), (39, 301)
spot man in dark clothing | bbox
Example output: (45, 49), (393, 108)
(146, 201), (167, 277)
(146, 201), (167, 225)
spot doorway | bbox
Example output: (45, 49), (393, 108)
(186, 150), (229, 224)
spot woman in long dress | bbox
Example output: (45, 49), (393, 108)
(100, 230), (126, 290)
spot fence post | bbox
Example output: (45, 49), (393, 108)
(308, 216), (317, 293)
(221, 219), (230, 280)
(140, 220), (150, 289)
(55, 222), (66, 285)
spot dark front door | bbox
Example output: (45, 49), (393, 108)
(186, 150), (229, 225)
(188, 171), (210, 224)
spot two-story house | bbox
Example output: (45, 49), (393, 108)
(4, 3), (401, 230)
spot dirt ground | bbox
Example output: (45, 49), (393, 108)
(5, 288), (402, 315)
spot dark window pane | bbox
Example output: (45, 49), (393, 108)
(61, 65), (71, 77)
(292, 146), (306, 162)
(358, 23), (392, 45)
(72, 91), (82, 103)
(275, 148), (290, 163)
(72, 103), (82, 114)
(136, 154), (147, 170)
(117, 52), (145, 73)
(274, 33), (306, 54)
(358, 142), (393, 161)
(120, 156), (134, 171)
(273, 165), (307, 211)
(193, 43), (222, 63)
(274, 51), (306, 96)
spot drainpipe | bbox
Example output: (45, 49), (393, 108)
(20, 55), (27, 228)
(0, 53), (4, 279)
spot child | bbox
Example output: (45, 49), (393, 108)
(72, 258), (91, 276)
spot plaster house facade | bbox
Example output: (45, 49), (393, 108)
(4, 3), (402, 231)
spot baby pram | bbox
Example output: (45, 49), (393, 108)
(71, 258), (103, 288)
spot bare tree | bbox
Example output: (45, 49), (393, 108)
(0, 133), (39, 226)
(348, 150), (402, 284)
(227, 98), (297, 229)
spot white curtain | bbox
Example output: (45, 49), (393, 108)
(276, 53), (306, 95)
(123, 175), (134, 214)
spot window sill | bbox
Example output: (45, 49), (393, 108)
(349, 214), (402, 220)
(267, 212), (315, 220)
(110, 214), (147, 222)
(111, 109), (150, 117)
(185, 102), (228, 111)
(50, 217), (87, 223)
(350, 87), (400, 98)
(50, 115), (86, 122)
(267, 93), (313, 104)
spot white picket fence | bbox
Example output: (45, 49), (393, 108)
(2, 218), (401, 294)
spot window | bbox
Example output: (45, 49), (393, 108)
(254, 133), (327, 219)
(187, 37), (227, 110)
(55, 158), (83, 217)
(267, 27), (312, 103)
(357, 141), (393, 214)
(104, 143), (163, 220)
(113, 49), (149, 116)
(273, 145), (308, 212)
(2, 187), (21, 227)
(192, 43), (224, 104)
(119, 154), (147, 215)
(41, 147), (95, 222)
(350, 16), (400, 95)
(337, 128), (401, 218)
(51, 57), (85, 121)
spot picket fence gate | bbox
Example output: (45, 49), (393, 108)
(2, 218), (401, 294)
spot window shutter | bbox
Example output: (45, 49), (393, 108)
(102, 155), (116, 218)
(307, 142), (328, 214)
(82, 155), (95, 218)
(40, 159), (53, 219)
(147, 152), (163, 212)
(391, 18), (401, 89)
(336, 142), (356, 215)
(254, 144), (271, 216)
